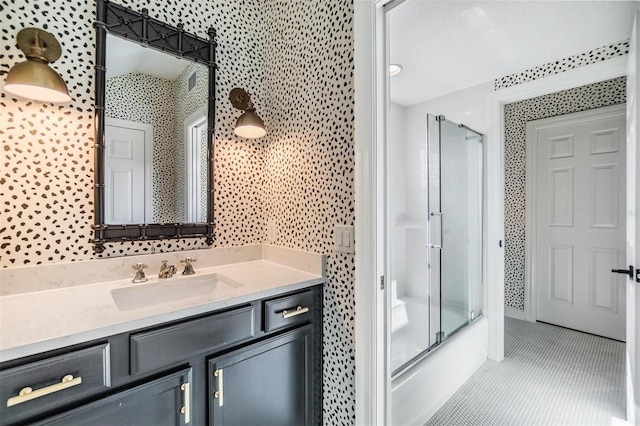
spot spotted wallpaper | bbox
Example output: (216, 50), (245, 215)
(503, 77), (626, 311)
(1, 0), (267, 261)
(495, 41), (629, 90)
(262, 0), (354, 421)
(1, 0), (355, 423)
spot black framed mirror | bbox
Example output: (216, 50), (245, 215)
(93, 0), (216, 254)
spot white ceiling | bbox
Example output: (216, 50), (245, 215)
(106, 34), (190, 81)
(389, 0), (640, 107)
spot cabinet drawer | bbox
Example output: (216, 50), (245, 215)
(130, 306), (255, 376)
(264, 290), (314, 333)
(0, 343), (111, 425)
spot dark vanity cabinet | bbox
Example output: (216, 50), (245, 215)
(209, 290), (318, 426)
(0, 285), (322, 426)
(209, 326), (314, 426)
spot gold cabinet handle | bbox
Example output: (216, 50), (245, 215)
(282, 306), (310, 319)
(180, 382), (190, 424)
(7, 375), (82, 407)
(214, 369), (223, 407)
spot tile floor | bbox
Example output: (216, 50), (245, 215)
(425, 317), (626, 425)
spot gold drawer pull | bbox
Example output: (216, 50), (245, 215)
(7, 374), (82, 407)
(282, 306), (310, 319)
(180, 382), (190, 424)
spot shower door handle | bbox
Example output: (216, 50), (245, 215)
(427, 212), (443, 249)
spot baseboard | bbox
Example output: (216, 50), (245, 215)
(505, 306), (525, 320)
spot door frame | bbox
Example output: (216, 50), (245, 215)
(354, 0), (398, 424)
(524, 104), (627, 325)
(184, 105), (208, 223)
(625, 12), (640, 422)
(486, 56), (626, 359)
(355, 1), (627, 423)
(104, 116), (154, 224)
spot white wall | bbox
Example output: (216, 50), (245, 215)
(401, 103), (429, 300)
(404, 81), (494, 136)
(389, 103), (408, 297)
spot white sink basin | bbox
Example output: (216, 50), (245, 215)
(111, 273), (242, 311)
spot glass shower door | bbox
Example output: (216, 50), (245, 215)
(388, 111), (483, 375)
(428, 115), (483, 340)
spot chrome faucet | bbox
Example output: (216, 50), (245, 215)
(181, 257), (196, 275)
(132, 263), (149, 283)
(158, 260), (177, 279)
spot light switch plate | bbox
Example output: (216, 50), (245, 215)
(267, 220), (278, 243)
(334, 225), (354, 253)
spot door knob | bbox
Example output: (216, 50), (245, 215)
(611, 265), (633, 277)
(611, 265), (640, 283)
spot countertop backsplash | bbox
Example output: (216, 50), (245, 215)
(0, 245), (325, 296)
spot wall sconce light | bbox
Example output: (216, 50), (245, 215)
(229, 88), (266, 139)
(3, 27), (72, 103)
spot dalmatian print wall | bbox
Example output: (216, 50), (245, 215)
(495, 41), (629, 90)
(1, 0), (267, 262)
(1, 0), (355, 422)
(261, 0), (354, 422)
(503, 76), (626, 311)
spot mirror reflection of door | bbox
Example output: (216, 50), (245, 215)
(104, 33), (209, 224)
(105, 118), (153, 224)
(185, 105), (207, 223)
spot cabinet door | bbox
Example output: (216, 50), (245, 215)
(0, 343), (111, 426)
(209, 326), (316, 426)
(35, 368), (192, 426)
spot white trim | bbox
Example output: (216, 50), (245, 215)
(486, 55), (627, 362)
(626, 13), (639, 423)
(105, 116), (154, 224)
(524, 115), (539, 324)
(184, 104), (208, 223)
(485, 90), (506, 362)
(505, 306), (526, 320)
(524, 104), (626, 324)
(494, 55), (627, 103)
(354, 0), (390, 424)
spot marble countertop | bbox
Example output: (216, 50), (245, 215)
(0, 248), (326, 363)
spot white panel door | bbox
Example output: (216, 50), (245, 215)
(625, 11), (640, 423)
(105, 119), (150, 224)
(534, 105), (626, 341)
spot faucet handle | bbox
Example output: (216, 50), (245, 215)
(181, 257), (196, 275)
(132, 263), (149, 283)
(132, 263), (149, 271)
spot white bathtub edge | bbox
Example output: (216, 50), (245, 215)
(391, 316), (488, 425)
